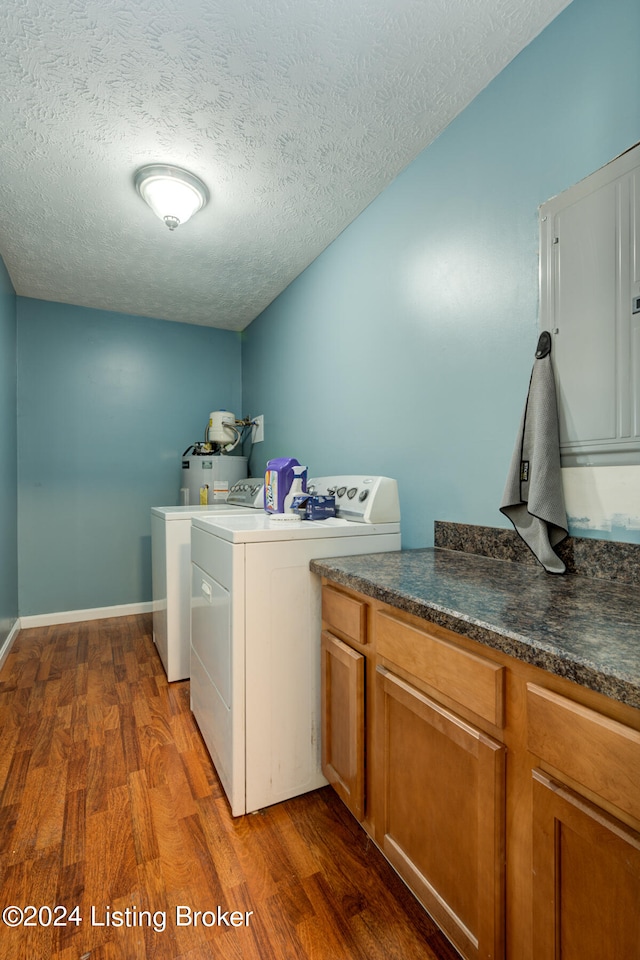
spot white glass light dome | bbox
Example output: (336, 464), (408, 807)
(134, 164), (209, 230)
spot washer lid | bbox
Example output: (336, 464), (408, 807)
(151, 503), (255, 520)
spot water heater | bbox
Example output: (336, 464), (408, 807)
(180, 410), (249, 504)
(180, 454), (247, 505)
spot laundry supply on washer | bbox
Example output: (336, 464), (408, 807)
(291, 494), (336, 520)
(283, 465), (307, 514)
(264, 458), (306, 513)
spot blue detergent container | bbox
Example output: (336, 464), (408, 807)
(264, 458), (306, 513)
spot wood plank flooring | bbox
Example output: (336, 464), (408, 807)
(0, 615), (461, 960)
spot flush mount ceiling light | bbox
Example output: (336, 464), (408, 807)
(134, 164), (209, 231)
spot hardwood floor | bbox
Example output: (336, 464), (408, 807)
(0, 615), (461, 960)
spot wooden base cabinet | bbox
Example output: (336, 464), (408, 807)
(319, 580), (640, 960)
(376, 666), (506, 960)
(532, 769), (640, 960)
(528, 683), (640, 960)
(320, 585), (370, 823)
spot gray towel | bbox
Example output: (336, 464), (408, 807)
(500, 353), (568, 573)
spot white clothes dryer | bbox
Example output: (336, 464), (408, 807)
(190, 476), (401, 816)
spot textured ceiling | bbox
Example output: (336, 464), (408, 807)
(0, 0), (572, 331)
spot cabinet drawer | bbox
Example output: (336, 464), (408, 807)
(322, 585), (367, 646)
(527, 683), (640, 822)
(376, 611), (504, 727)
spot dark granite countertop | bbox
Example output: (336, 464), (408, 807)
(310, 547), (640, 710)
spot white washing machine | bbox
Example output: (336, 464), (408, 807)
(190, 476), (401, 816)
(151, 478), (265, 682)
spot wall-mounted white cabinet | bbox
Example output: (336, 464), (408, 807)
(540, 143), (640, 466)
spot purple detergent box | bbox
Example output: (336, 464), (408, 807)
(291, 494), (336, 520)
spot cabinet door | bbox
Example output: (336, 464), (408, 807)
(532, 769), (640, 960)
(376, 666), (505, 960)
(321, 631), (365, 820)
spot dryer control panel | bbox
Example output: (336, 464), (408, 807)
(306, 476), (400, 524)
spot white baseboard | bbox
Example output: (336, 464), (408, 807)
(19, 601), (153, 629)
(0, 618), (21, 671)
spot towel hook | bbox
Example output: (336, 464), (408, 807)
(535, 331), (552, 359)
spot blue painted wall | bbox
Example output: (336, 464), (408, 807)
(6, 0), (640, 618)
(241, 0), (640, 548)
(17, 298), (242, 615)
(0, 259), (18, 644)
